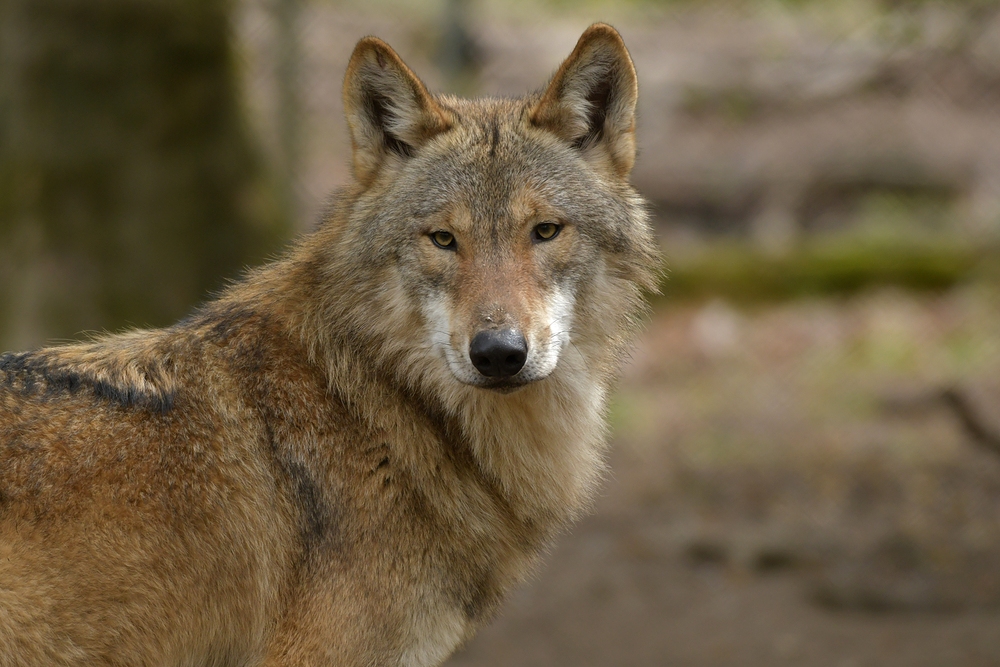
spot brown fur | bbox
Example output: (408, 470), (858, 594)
(0, 24), (659, 666)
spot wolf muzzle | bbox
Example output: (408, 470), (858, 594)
(469, 329), (527, 378)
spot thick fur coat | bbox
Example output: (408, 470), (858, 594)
(0, 24), (659, 666)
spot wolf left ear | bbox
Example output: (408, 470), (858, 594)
(343, 37), (453, 184)
(530, 24), (638, 178)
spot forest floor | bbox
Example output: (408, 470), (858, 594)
(447, 286), (1000, 667)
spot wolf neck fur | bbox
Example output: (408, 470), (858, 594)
(257, 225), (614, 533)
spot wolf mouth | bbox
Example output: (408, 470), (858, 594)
(470, 376), (532, 393)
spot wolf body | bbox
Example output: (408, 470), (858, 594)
(0, 24), (658, 666)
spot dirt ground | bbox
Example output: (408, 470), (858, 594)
(447, 287), (1000, 667)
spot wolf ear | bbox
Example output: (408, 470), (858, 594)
(343, 37), (453, 183)
(530, 24), (638, 177)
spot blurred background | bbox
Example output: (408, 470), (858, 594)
(3, 0), (1000, 664)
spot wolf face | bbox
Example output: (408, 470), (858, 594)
(405, 116), (600, 391)
(340, 26), (657, 392)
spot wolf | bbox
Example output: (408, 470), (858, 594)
(0, 23), (658, 666)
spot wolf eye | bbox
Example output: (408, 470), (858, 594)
(532, 222), (561, 242)
(431, 231), (456, 250)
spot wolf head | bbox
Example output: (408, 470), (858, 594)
(329, 24), (658, 394)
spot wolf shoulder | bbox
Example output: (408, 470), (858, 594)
(0, 310), (294, 522)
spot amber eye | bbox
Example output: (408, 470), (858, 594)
(431, 230), (456, 250)
(532, 222), (561, 242)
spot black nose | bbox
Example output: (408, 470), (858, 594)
(469, 329), (528, 378)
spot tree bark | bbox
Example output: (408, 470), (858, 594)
(0, 0), (289, 350)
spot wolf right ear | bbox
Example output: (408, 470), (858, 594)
(530, 24), (638, 178)
(343, 38), (453, 184)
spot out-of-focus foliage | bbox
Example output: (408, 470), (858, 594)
(663, 238), (1000, 302)
(0, 0), (289, 351)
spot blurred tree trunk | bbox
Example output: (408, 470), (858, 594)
(0, 0), (289, 351)
(275, 0), (302, 223)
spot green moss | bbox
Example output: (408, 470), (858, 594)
(661, 238), (996, 303)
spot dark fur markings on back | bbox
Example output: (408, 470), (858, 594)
(245, 320), (345, 564)
(259, 411), (342, 563)
(0, 352), (175, 414)
(286, 458), (339, 548)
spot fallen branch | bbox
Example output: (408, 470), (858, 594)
(882, 386), (1000, 458)
(938, 387), (1000, 458)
